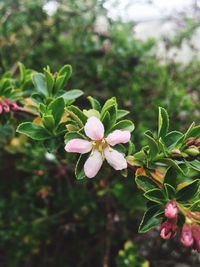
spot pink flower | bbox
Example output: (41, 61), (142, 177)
(180, 224), (194, 247)
(65, 116), (131, 178)
(164, 200), (178, 219)
(160, 219), (176, 240)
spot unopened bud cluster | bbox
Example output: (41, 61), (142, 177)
(180, 223), (200, 252)
(184, 137), (200, 157)
(0, 98), (19, 114)
(171, 137), (200, 159)
(160, 201), (178, 240)
(160, 201), (200, 252)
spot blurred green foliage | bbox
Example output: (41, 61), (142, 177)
(0, 0), (200, 266)
(116, 241), (149, 267)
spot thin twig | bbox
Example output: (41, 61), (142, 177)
(17, 106), (39, 116)
(102, 194), (113, 267)
(32, 208), (69, 225)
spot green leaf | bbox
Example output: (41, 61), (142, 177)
(39, 103), (47, 115)
(158, 107), (169, 138)
(114, 144), (126, 154)
(116, 109), (130, 120)
(175, 124), (196, 147)
(188, 125), (200, 138)
(64, 120), (79, 132)
(145, 130), (154, 138)
(18, 62), (25, 83)
(64, 99), (75, 106)
(54, 75), (66, 93)
(108, 105), (117, 129)
(163, 183), (176, 200)
(135, 176), (158, 192)
(31, 93), (44, 103)
(42, 115), (55, 131)
(144, 188), (165, 204)
(158, 158), (186, 175)
(87, 96), (101, 111)
(101, 97), (117, 116)
(139, 205), (163, 233)
(190, 200), (200, 212)
(163, 131), (183, 148)
(144, 131), (158, 160)
(164, 167), (178, 188)
(67, 105), (87, 126)
(58, 64), (72, 81)
(44, 69), (54, 95)
(83, 109), (100, 119)
(75, 155), (87, 180)
(176, 179), (199, 202)
(101, 111), (111, 133)
(54, 65), (72, 93)
(48, 97), (65, 126)
(101, 98), (117, 128)
(133, 150), (146, 162)
(16, 122), (51, 140)
(32, 73), (48, 97)
(184, 122), (195, 138)
(128, 141), (135, 155)
(55, 122), (67, 136)
(61, 89), (83, 100)
(186, 160), (200, 172)
(65, 131), (86, 143)
(158, 138), (168, 156)
(111, 120), (135, 132)
(44, 138), (60, 153)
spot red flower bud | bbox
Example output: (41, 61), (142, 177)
(185, 137), (196, 146)
(160, 219), (176, 240)
(180, 224), (194, 247)
(164, 201), (178, 219)
(35, 170), (45, 176)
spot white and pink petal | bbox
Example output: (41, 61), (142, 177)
(84, 116), (104, 141)
(65, 139), (92, 154)
(104, 147), (127, 170)
(84, 149), (103, 178)
(106, 130), (131, 146)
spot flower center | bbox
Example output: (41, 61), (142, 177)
(92, 138), (108, 152)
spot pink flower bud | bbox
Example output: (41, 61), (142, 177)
(3, 102), (10, 112)
(160, 219), (176, 240)
(192, 224), (200, 253)
(10, 101), (19, 111)
(164, 201), (178, 219)
(180, 224), (194, 247)
(0, 103), (3, 114)
(0, 99), (19, 114)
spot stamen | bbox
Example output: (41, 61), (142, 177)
(92, 138), (108, 150)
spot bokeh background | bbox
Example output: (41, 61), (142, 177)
(0, 1), (200, 266)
